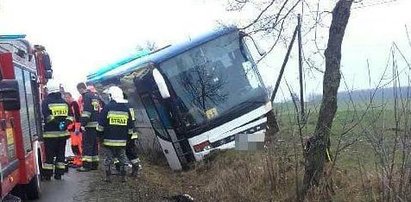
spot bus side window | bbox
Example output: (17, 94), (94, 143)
(140, 94), (171, 141)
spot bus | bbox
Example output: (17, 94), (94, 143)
(87, 27), (272, 170)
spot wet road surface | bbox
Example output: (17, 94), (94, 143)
(33, 168), (95, 202)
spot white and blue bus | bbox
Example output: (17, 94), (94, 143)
(87, 27), (272, 170)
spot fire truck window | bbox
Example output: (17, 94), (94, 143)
(14, 66), (32, 153)
(24, 71), (37, 138)
(30, 73), (42, 137)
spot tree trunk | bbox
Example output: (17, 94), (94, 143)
(302, 0), (353, 196)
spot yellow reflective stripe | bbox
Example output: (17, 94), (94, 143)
(96, 124), (104, 132)
(46, 115), (55, 123)
(131, 132), (138, 139)
(130, 158), (140, 164)
(107, 111), (129, 116)
(49, 103), (68, 108)
(43, 163), (54, 170)
(129, 108), (135, 121)
(86, 122), (98, 128)
(66, 116), (74, 122)
(91, 156), (100, 162)
(103, 139), (127, 147)
(81, 111), (91, 118)
(43, 131), (69, 138)
(56, 162), (66, 169)
(82, 156), (93, 162)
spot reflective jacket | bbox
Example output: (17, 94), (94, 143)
(96, 100), (134, 147)
(42, 93), (74, 138)
(128, 106), (139, 140)
(80, 90), (102, 128)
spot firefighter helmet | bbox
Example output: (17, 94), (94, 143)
(105, 86), (127, 103)
(46, 79), (60, 93)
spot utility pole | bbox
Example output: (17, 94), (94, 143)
(297, 14), (305, 122)
(271, 22), (299, 102)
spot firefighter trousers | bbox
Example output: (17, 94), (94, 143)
(103, 146), (127, 171)
(126, 139), (139, 165)
(82, 127), (99, 169)
(43, 137), (67, 177)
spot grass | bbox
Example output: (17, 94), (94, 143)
(83, 98), (410, 201)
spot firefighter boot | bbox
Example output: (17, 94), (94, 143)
(91, 162), (99, 170)
(44, 175), (52, 181)
(65, 161), (69, 173)
(120, 166), (126, 183)
(54, 174), (62, 180)
(115, 163), (120, 173)
(77, 162), (91, 172)
(104, 169), (112, 183)
(131, 163), (139, 177)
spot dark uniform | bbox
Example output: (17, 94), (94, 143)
(42, 93), (74, 179)
(79, 90), (102, 170)
(126, 107), (141, 175)
(114, 107), (141, 176)
(96, 100), (134, 182)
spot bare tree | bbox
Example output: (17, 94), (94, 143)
(302, 0), (353, 196)
(135, 40), (158, 52)
(178, 60), (228, 113)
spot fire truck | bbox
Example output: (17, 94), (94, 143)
(0, 35), (52, 200)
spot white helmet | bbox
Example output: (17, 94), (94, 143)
(46, 79), (60, 93)
(105, 86), (127, 103)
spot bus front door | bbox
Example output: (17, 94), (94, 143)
(140, 93), (183, 170)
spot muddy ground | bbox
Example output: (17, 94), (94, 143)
(76, 161), (197, 202)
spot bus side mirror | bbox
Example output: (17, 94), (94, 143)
(152, 68), (170, 99)
(0, 79), (21, 111)
(241, 34), (266, 58)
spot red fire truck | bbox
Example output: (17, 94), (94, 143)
(0, 35), (52, 200)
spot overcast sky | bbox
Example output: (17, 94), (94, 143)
(1, 0), (411, 100)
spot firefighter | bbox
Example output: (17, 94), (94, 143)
(96, 86), (134, 183)
(114, 93), (142, 176)
(125, 113), (142, 176)
(76, 82), (102, 172)
(41, 80), (74, 180)
(64, 92), (83, 168)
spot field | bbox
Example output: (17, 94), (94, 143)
(83, 96), (411, 202)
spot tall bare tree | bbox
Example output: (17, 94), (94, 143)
(302, 0), (353, 195)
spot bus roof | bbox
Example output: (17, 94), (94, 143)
(0, 34), (26, 40)
(87, 26), (238, 83)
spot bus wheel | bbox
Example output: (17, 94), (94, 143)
(25, 172), (41, 200)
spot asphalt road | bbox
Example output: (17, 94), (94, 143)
(33, 168), (95, 202)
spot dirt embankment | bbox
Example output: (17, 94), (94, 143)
(78, 150), (271, 202)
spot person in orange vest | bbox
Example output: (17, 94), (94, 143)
(64, 92), (83, 168)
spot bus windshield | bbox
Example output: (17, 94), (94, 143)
(159, 32), (266, 130)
